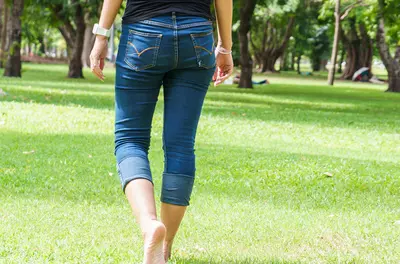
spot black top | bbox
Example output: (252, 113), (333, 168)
(122, 0), (214, 24)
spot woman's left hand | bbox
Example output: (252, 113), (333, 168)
(213, 47), (234, 86)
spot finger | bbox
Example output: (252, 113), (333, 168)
(92, 65), (104, 81)
(215, 67), (233, 86)
(95, 68), (105, 81)
(90, 56), (105, 81)
(214, 67), (223, 86)
(212, 67), (218, 82)
(100, 58), (105, 71)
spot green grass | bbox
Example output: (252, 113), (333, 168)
(1, 63), (400, 263)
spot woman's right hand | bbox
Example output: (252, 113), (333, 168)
(90, 36), (109, 81)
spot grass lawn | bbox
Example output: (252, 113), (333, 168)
(1, 63), (400, 263)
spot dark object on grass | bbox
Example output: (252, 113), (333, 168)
(233, 73), (269, 85)
(252, 79), (269, 85)
(301, 72), (313, 76)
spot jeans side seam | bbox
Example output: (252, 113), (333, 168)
(172, 12), (178, 69)
(162, 98), (168, 173)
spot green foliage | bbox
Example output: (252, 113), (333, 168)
(257, 0), (299, 14)
(320, 0), (398, 45)
(250, 0), (299, 54)
(26, 0), (102, 29)
(378, 0), (400, 44)
(20, 3), (54, 54)
(308, 25), (331, 69)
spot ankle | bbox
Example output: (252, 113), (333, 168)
(164, 238), (174, 244)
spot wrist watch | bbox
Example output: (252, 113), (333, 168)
(92, 23), (111, 38)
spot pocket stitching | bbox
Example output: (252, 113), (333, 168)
(190, 31), (215, 69)
(124, 30), (163, 71)
(127, 42), (158, 57)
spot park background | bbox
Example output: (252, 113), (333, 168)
(1, 0), (400, 263)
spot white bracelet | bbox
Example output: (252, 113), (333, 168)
(215, 46), (232, 55)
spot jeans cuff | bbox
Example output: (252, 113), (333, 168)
(161, 172), (195, 206)
(117, 156), (153, 193)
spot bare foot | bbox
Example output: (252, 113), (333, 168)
(163, 241), (172, 262)
(143, 220), (166, 264)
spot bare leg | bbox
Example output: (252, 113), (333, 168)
(160, 203), (187, 261)
(125, 179), (166, 264)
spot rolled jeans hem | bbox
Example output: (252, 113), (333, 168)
(121, 176), (154, 193)
(161, 172), (195, 206)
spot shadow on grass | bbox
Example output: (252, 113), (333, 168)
(2, 79), (114, 93)
(0, 85), (115, 109)
(2, 81), (400, 132)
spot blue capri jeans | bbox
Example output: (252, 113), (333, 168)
(114, 13), (215, 206)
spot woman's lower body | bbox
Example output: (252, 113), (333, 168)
(114, 13), (215, 264)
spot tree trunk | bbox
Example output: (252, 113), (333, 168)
(341, 20), (373, 80)
(279, 50), (288, 71)
(0, 2), (8, 68)
(376, 0), (400, 92)
(82, 11), (96, 68)
(261, 54), (279, 72)
(320, 59), (328, 71)
(297, 54), (302, 74)
(238, 0), (257, 89)
(0, 0), (3, 68)
(52, 1), (86, 78)
(38, 35), (45, 55)
(337, 46), (345, 74)
(290, 51), (295, 71)
(328, 0), (340, 85)
(312, 57), (321, 72)
(4, 0), (23, 77)
(68, 3), (85, 78)
(82, 23), (95, 68)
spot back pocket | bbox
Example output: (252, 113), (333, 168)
(190, 31), (216, 69)
(124, 29), (163, 71)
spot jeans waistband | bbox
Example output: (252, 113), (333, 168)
(137, 12), (213, 30)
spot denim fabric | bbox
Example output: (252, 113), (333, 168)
(114, 13), (215, 206)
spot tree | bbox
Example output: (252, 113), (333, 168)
(48, 1), (86, 78)
(327, 0), (341, 85)
(327, 0), (365, 85)
(0, 0), (4, 67)
(238, 0), (257, 88)
(21, 4), (52, 56)
(250, 0), (297, 72)
(309, 26), (330, 72)
(339, 9), (372, 80)
(4, 0), (24, 77)
(376, 0), (400, 92)
(31, 0), (102, 78)
(289, 0), (325, 74)
(82, 3), (102, 67)
(0, 2), (9, 68)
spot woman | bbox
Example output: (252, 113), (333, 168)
(90, 1), (233, 263)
